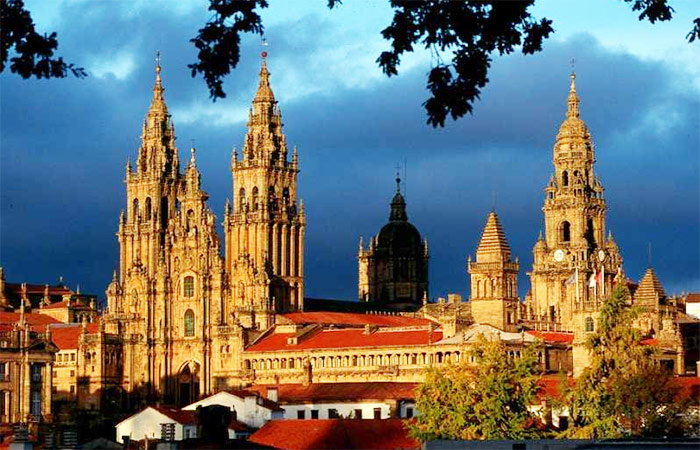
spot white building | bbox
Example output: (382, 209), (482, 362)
(248, 382), (418, 420)
(115, 406), (197, 444)
(115, 404), (252, 443)
(182, 390), (284, 429)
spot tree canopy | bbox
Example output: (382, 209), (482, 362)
(559, 285), (691, 439)
(2, 0), (698, 126)
(406, 334), (546, 440)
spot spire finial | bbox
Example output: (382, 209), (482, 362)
(190, 146), (196, 164)
(395, 164), (401, 194)
(155, 50), (161, 75)
(566, 68), (580, 118)
(261, 37), (268, 61)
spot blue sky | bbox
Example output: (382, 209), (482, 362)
(1, 0), (698, 301)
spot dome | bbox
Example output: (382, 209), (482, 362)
(375, 186), (423, 254)
(376, 220), (422, 252)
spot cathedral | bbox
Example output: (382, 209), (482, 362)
(1, 50), (696, 431)
(102, 52), (304, 406)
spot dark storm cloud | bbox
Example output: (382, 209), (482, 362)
(1, 3), (697, 302)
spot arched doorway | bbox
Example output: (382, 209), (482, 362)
(178, 362), (200, 406)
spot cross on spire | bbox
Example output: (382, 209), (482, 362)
(261, 37), (268, 60)
(569, 56), (576, 74)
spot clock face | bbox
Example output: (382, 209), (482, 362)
(554, 249), (565, 262)
(598, 250), (606, 262)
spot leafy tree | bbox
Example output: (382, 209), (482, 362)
(2, 0), (697, 126)
(406, 334), (546, 441)
(1, 0), (85, 79)
(559, 285), (691, 439)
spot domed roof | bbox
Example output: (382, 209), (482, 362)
(375, 177), (423, 252)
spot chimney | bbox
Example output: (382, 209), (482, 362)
(266, 387), (278, 403)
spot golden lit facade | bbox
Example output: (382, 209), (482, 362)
(526, 73), (622, 330)
(224, 56), (305, 330)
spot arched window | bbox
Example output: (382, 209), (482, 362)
(239, 188), (246, 210)
(283, 187), (290, 204)
(184, 309), (195, 337)
(183, 276), (194, 298)
(585, 317), (594, 332)
(561, 221), (571, 243)
(145, 197), (152, 221)
(132, 198), (139, 220)
(252, 187), (259, 211)
(562, 171), (569, 187)
(186, 209), (195, 232)
(476, 280), (481, 298)
(268, 186), (276, 210)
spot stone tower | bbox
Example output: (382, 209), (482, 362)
(527, 72), (622, 331)
(224, 53), (305, 330)
(105, 59), (226, 406)
(468, 211), (520, 331)
(358, 175), (428, 310)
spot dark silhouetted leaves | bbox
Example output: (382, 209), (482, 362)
(0, 0), (85, 79)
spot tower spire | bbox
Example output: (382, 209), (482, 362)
(389, 172), (407, 222)
(567, 72), (580, 118)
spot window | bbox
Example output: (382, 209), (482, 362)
(406, 407), (414, 419)
(354, 409), (362, 419)
(52, 370), (57, 378)
(183, 276), (194, 298)
(31, 364), (41, 382)
(239, 188), (246, 211)
(562, 170), (569, 186)
(585, 317), (594, 332)
(71, 353), (75, 361)
(311, 410), (319, 419)
(30, 391), (41, 416)
(184, 309), (195, 337)
(561, 221), (571, 243)
(52, 386), (57, 393)
(328, 408), (339, 419)
(145, 197), (152, 221)
(70, 385), (75, 394)
(297, 410), (305, 419)
(252, 187), (259, 211)
(70, 370), (75, 377)
(373, 408), (382, 419)
(132, 198), (139, 220)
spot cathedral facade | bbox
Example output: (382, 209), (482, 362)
(102, 54), (303, 406)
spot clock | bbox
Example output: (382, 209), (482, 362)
(554, 249), (565, 262)
(598, 250), (606, 262)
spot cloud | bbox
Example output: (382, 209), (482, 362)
(1, 3), (697, 302)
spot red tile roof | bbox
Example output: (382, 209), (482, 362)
(5, 283), (72, 296)
(0, 311), (61, 331)
(248, 382), (418, 403)
(281, 312), (433, 328)
(153, 406), (197, 425)
(248, 419), (419, 450)
(526, 330), (574, 344)
(41, 300), (91, 310)
(246, 327), (441, 353)
(686, 293), (700, 303)
(226, 389), (284, 411)
(50, 323), (100, 350)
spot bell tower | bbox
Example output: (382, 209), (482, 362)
(468, 211), (520, 331)
(224, 51), (305, 329)
(117, 56), (181, 291)
(527, 73), (621, 330)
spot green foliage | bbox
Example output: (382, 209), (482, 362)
(0, 0), (85, 79)
(406, 335), (546, 441)
(559, 285), (690, 439)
